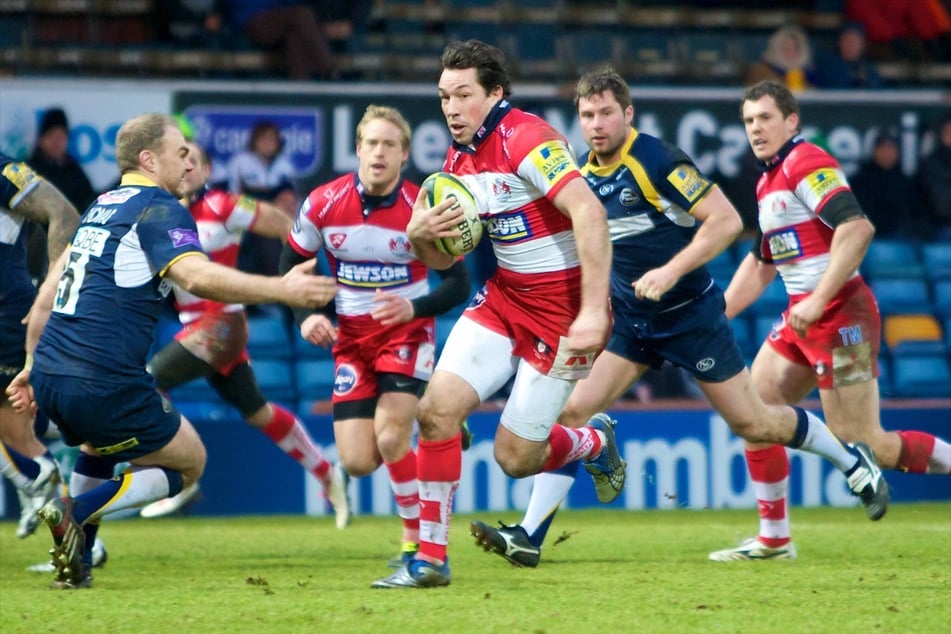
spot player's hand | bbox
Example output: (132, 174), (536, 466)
(632, 267), (677, 302)
(564, 305), (611, 354)
(787, 294), (824, 338)
(5, 369), (36, 416)
(280, 258), (337, 308)
(300, 314), (338, 347)
(406, 187), (462, 243)
(370, 289), (414, 326)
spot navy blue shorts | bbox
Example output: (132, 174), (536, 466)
(31, 369), (181, 461)
(0, 312), (27, 391)
(608, 287), (746, 383)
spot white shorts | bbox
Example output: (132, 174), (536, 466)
(437, 316), (576, 441)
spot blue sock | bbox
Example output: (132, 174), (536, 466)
(527, 460), (579, 547)
(788, 407), (808, 448)
(3, 443), (41, 479)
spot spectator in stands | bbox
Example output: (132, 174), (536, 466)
(815, 22), (883, 89)
(29, 108), (96, 212)
(745, 25), (818, 90)
(158, 0), (225, 48)
(312, 0), (373, 55)
(850, 129), (920, 238)
(223, 0), (336, 80)
(918, 113), (951, 239)
(846, 0), (951, 61)
(224, 120), (297, 277)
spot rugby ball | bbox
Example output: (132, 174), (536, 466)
(422, 171), (483, 256)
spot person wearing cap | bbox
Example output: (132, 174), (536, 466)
(850, 128), (920, 238)
(28, 108), (97, 212)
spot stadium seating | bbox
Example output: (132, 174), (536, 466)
(863, 239), (925, 280)
(883, 314), (945, 356)
(246, 315), (293, 360)
(933, 279), (951, 320)
(294, 359), (337, 402)
(250, 359), (296, 404)
(748, 280), (788, 316)
(869, 278), (933, 316)
(921, 242), (951, 281)
(890, 354), (951, 398)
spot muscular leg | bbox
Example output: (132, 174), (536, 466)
(375, 390), (421, 548)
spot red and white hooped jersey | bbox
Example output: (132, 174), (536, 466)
(173, 189), (258, 323)
(445, 102), (584, 279)
(756, 139), (857, 296)
(288, 173), (430, 316)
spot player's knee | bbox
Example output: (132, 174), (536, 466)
(494, 444), (543, 479)
(414, 397), (457, 440)
(558, 403), (588, 428)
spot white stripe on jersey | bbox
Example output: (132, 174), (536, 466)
(0, 210), (24, 245)
(114, 223), (156, 288)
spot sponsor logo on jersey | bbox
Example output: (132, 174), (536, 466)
(695, 357), (716, 372)
(492, 178), (512, 201)
(334, 364), (357, 395)
(530, 141), (573, 185)
(805, 169), (843, 198)
(169, 227), (202, 249)
(329, 233), (346, 248)
(2, 161), (39, 191)
(72, 226), (110, 256)
(619, 188), (640, 207)
(487, 212), (531, 243)
(336, 261), (410, 288)
(666, 165), (706, 203)
(83, 206), (118, 225)
(765, 228), (802, 262)
(97, 188), (139, 205)
(388, 236), (413, 256)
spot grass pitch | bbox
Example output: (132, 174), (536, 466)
(1, 504), (949, 633)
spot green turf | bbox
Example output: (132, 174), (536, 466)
(2, 504), (949, 633)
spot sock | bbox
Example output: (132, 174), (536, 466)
(417, 433), (462, 565)
(71, 453), (113, 566)
(746, 445), (791, 548)
(897, 431), (951, 474)
(788, 408), (856, 472)
(542, 424), (603, 472)
(72, 466), (184, 524)
(0, 444), (56, 492)
(385, 449), (420, 544)
(260, 404), (332, 484)
(521, 460), (579, 548)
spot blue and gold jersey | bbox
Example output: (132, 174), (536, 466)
(0, 154), (43, 323)
(581, 129), (716, 317)
(34, 174), (206, 380)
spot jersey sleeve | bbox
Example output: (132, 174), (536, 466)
(786, 145), (851, 218)
(653, 141), (715, 213)
(0, 159), (43, 209)
(512, 120), (583, 200)
(287, 193), (324, 256)
(136, 196), (206, 274)
(209, 190), (257, 234)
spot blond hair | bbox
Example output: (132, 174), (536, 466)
(356, 105), (412, 150)
(115, 113), (177, 174)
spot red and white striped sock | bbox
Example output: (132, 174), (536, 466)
(746, 445), (791, 548)
(897, 431), (951, 474)
(542, 424), (604, 472)
(416, 433), (462, 565)
(260, 404), (332, 485)
(385, 449), (420, 544)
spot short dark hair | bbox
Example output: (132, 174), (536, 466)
(441, 39), (512, 98)
(575, 65), (632, 111)
(741, 80), (800, 121)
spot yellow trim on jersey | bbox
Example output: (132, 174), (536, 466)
(120, 173), (160, 188)
(159, 250), (207, 278)
(581, 129), (663, 211)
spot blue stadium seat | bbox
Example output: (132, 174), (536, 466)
(753, 315), (781, 345)
(168, 378), (224, 404)
(706, 247), (737, 281)
(247, 315), (293, 360)
(176, 400), (242, 424)
(435, 316), (457, 358)
(933, 279), (951, 319)
(890, 354), (951, 398)
(250, 359), (296, 403)
(921, 242), (951, 281)
(729, 316), (755, 357)
(295, 359), (337, 401)
(748, 280), (788, 316)
(862, 239), (924, 280)
(869, 278), (933, 316)
(876, 356), (892, 397)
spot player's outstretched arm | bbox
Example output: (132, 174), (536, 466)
(250, 199), (294, 240)
(166, 254), (336, 309)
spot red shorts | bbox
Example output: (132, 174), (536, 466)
(466, 267), (592, 379)
(331, 314), (435, 403)
(767, 277), (880, 390)
(174, 310), (249, 375)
